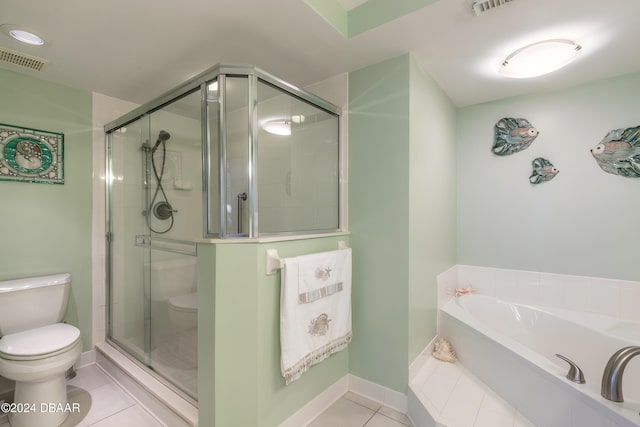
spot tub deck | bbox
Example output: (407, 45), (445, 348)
(409, 352), (534, 427)
(437, 295), (640, 427)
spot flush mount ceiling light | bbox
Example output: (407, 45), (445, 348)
(1, 25), (45, 46)
(8, 29), (45, 46)
(500, 39), (581, 78)
(262, 119), (291, 136)
(291, 114), (305, 124)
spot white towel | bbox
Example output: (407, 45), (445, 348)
(280, 248), (352, 384)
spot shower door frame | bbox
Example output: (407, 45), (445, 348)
(105, 112), (200, 404)
(104, 63), (343, 406)
(105, 63), (343, 239)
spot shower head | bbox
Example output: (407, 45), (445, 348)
(151, 130), (171, 152)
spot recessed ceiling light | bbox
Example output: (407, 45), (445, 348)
(8, 29), (45, 46)
(500, 39), (581, 79)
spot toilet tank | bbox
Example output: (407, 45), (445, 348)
(0, 273), (71, 336)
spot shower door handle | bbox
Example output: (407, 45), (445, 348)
(237, 192), (247, 234)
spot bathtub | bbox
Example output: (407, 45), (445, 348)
(439, 294), (640, 427)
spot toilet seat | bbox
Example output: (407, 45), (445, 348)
(0, 323), (80, 361)
(168, 292), (198, 313)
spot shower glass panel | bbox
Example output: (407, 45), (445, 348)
(108, 118), (147, 365)
(206, 79), (220, 236)
(223, 76), (250, 236)
(107, 89), (202, 401)
(256, 80), (339, 234)
(106, 64), (341, 405)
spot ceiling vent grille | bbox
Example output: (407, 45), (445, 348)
(470, 0), (514, 16)
(0, 47), (48, 71)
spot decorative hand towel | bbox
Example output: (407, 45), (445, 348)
(280, 248), (352, 384)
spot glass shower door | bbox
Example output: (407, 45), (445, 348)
(108, 89), (203, 401)
(108, 117), (149, 365)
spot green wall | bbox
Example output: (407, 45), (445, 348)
(457, 72), (640, 282)
(199, 236), (350, 427)
(348, 53), (457, 392)
(0, 68), (93, 350)
(407, 57), (457, 363)
(349, 55), (411, 393)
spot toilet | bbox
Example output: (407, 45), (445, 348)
(0, 273), (82, 427)
(168, 292), (197, 361)
(168, 292), (197, 333)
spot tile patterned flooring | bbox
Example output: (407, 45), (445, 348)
(411, 356), (535, 427)
(0, 364), (163, 427)
(308, 392), (413, 427)
(0, 363), (413, 427)
(0, 358), (535, 427)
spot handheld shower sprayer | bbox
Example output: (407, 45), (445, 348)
(145, 129), (176, 234)
(151, 130), (171, 153)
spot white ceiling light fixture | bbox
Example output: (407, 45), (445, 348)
(291, 114), (305, 124)
(500, 39), (581, 79)
(262, 119), (291, 136)
(8, 29), (45, 46)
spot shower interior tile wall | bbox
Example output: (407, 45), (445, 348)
(437, 265), (640, 321)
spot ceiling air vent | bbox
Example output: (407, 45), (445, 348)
(469, 0), (514, 16)
(0, 47), (48, 71)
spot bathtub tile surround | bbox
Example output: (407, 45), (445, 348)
(438, 265), (640, 320)
(409, 356), (535, 427)
(436, 266), (640, 427)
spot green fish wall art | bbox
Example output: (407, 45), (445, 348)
(492, 117), (539, 156)
(590, 125), (640, 178)
(529, 157), (559, 184)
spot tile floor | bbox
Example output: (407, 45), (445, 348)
(411, 356), (535, 427)
(308, 391), (413, 427)
(0, 364), (163, 427)
(0, 359), (536, 427)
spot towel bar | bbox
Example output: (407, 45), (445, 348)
(266, 240), (348, 275)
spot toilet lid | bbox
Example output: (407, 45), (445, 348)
(0, 323), (80, 357)
(168, 293), (198, 312)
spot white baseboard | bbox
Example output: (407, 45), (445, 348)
(78, 349), (96, 368)
(278, 373), (409, 427)
(348, 374), (407, 413)
(278, 375), (349, 427)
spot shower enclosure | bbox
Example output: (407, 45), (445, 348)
(104, 64), (341, 402)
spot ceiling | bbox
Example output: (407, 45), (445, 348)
(2, 0), (640, 107)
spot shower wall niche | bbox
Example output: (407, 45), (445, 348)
(104, 64), (341, 403)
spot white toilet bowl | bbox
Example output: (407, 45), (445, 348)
(168, 293), (197, 362)
(168, 292), (197, 333)
(0, 274), (82, 427)
(0, 323), (81, 427)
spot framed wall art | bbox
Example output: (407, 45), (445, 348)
(0, 123), (64, 184)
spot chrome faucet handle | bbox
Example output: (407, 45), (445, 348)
(556, 354), (586, 384)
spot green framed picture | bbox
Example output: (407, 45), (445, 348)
(0, 123), (64, 184)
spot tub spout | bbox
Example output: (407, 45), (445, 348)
(601, 346), (640, 402)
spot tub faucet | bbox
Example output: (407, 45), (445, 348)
(601, 346), (640, 402)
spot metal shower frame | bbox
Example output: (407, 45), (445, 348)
(104, 63), (343, 238)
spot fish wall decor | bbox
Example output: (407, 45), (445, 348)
(529, 157), (559, 184)
(492, 117), (539, 156)
(590, 125), (640, 178)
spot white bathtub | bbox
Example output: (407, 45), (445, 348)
(439, 294), (640, 427)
